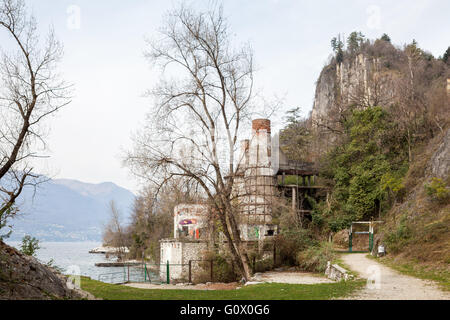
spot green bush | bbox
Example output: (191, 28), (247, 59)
(274, 228), (315, 266)
(297, 242), (336, 273)
(202, 251), (239, 283)
(425, 178), (450, 203)
(384, 216), (412, 253)
(253, 257), (274, 273)
(20, 235), (40, 257)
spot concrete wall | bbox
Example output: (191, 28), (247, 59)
(159, 239), (208, 282)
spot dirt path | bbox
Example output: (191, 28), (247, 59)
(250, 271), (333, 285)
(342, 253), (450, 300)
(125, 271), (332, 290)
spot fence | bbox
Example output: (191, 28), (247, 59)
(98, 263), (165, 284)
(97, 260), (213, 285)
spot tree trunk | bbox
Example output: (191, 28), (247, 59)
(216, 202), (251, 281)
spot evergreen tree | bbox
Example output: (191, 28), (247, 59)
(443, 46), (450, 63)
(347, 31), (365, 54)
(331, 35), (344, 63)
(380, 33), (391, 42)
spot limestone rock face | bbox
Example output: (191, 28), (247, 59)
(311, 64), (336, 125)
(428, 129), (450, 179)
(0, 241), (85, 300)
(311, 54), (395, 126)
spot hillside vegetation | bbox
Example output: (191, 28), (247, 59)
(279, 33), (449, 274)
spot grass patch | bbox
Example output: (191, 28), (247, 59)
(80, 277), (364, 300)
(366, 255), (450, 291)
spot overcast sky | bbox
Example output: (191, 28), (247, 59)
(6, 0), (449, 192)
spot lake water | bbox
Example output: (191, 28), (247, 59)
(6, 241), (138, 283)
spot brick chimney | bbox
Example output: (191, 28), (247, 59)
(249, 119), (272, 176)
(252, 119), (271, 133)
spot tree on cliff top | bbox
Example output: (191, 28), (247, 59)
(0, 0), (70, 236)
(126, 3), (257, 281)
(347, 31), (365, 54)
(443, 46), (450, 63)
(331, 34), (344, 63)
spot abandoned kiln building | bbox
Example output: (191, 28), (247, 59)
(160, 119), (324, 282)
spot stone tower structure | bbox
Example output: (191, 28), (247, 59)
(235, 119), (277, 240)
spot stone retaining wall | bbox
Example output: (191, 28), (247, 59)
(325, 261), (352, 281)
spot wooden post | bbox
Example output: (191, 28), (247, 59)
(189, 260), (192, 283)
(210, 260), (213, 282)
(144, 263), (147, 282)
(127, 265), (130, 283)
(273, 242), (276, 267)
(252, 256), (256, 274)
(349, 225), (353, 252)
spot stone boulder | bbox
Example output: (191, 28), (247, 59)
(0, 240), (88, 300)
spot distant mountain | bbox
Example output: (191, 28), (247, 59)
(7, 178), (136, 242)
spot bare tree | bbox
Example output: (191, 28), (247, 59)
(127, 178), (199, 263)
(103, 200), (128, 260)
(0, 0), (70, 234)
(126, 4), (256, 280)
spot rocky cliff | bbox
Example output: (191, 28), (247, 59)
(309, 39), (449, 164)
(311, 52), (397, 126)
(429, 129), (450, 179)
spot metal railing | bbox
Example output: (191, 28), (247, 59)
(97, 260), (214, 285)
(98, 270), (126, 284)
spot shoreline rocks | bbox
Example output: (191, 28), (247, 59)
(0, 240), (91, 300)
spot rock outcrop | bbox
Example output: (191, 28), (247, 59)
(428, 128), (450, 179)
(0, 241), (89, 300)
(311, 53), (396, 126)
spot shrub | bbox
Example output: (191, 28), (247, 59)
(383, 216), (412, 253)
(274, 228), (315, 266)
(424, 178), (450, 204)
(202, 251), (239, 283)
(20, 235), (40, 257)
(297, 242), (336, 273)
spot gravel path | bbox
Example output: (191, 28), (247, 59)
(342, 253), (450, 300)
(125, 271), (332, 290)
(250, 271), (333, 285)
